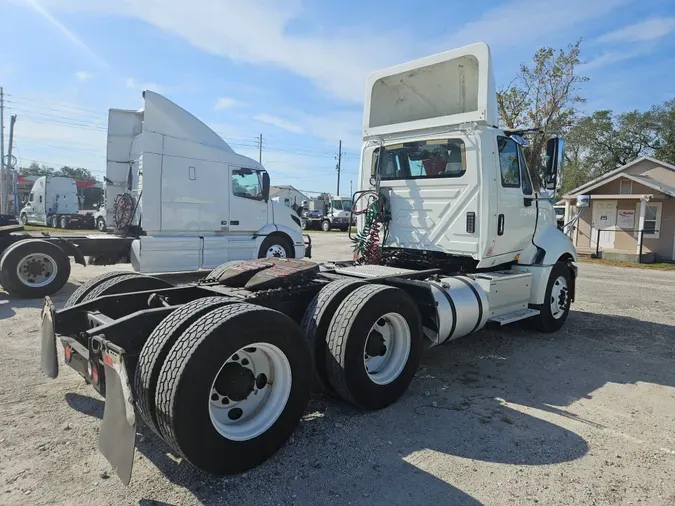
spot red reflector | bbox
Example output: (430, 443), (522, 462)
(91, 365), (99, 385)
(103, 354), (114, 368)
(64, 345), (72, 362)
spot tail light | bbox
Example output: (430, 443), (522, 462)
(64, 345), (72, 363)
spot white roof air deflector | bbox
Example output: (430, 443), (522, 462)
(363, 42), (497, 139)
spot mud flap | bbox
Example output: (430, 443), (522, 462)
(40, 297), (58, 378)
(99, 342), (136, 485)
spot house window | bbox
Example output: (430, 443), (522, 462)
(635, 201), (662, 239)
(620, 180), (632, 195)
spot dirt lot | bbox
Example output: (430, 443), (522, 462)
(1, 232), (674, 505)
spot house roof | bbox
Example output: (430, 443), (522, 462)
(269, 185), (309, 199)
(563, 156), (675, 198)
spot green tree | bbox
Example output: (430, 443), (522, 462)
(19, 162), (54, 177)
(497, 40), (589, 185)
(653, 99), (675, 165)
(54, 166), (98, 183)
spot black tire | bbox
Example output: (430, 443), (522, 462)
(65, 271), (130, 308)
(154, 303), (312, 475)
(321, 220), (331, 232)
(300, 279), (367, 394)
(527, 261), (572, 333)
(0, 240), (71, 298)
(60, 216), (68, 229)
(207, 260), (244, 281)
(96, 217), (106, 232)
(301, 219), (308, 230)
(19, 214), (27, 225)
(258, 235), (293, 259)
(134, 296), (238, 436)
(80, 273), (172, 303)
(339, 226), (349, 232)
(325, 284), (423, 410)
(51, 215), (59, 228)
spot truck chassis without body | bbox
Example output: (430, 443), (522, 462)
(41, 255), (575, 484)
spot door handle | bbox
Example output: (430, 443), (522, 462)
(498, 214), (505, 236)
(230, 221), (239, 226)
(524, 197), (532, 207)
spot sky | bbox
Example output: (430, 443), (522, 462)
(1, 0), (674, 196)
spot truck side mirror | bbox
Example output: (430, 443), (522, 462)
(544, 137), (565, 191)
(262, 171), (270, 202)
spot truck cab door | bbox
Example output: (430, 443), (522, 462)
(492, 135), (537, 259)
(228, 167), (268, 233)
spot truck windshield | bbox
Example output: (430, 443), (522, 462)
(374, 139), (466, 180)
(342, 200), (352, 212)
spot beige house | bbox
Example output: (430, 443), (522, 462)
(562, 157), (675, 262)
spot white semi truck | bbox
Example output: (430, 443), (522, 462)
(18, 176), (92, 229)
(40, 42), (585, 484)
(300, 194), (354, 231)
(0, 92), (309, 298)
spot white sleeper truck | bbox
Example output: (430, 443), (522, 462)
(0, 92), (309, 297)
(39, 42), (583, 484)
(19, 176), (90, 229)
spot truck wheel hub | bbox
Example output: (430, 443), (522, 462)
(208, 343), (292, 441)
(363, 313), (412, 386)
(214, 362), (255, 401)
(550, 276), (569, 319)
(16, 254), (57, 287)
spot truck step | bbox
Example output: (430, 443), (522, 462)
(488, 308), (540, 325)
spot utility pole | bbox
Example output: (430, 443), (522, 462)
(350, 180), (353, 196)
(336, 140), (342, 195)
(5, 115), (16, 214)
(258, 134), (263, 164)
(0, 87), (5, 214)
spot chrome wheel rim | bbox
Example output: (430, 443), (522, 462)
(266, 245), (287, 258)
(363, 312), (411, 385)
(97, 219), (105, 231)
(550, 276), (569, 320)
(16, 253), (58, 287)
(209, 343), (292, 441)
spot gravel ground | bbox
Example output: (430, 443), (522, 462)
(1, 232), (674, 506)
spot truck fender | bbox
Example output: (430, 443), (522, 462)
(53, 239), (87, 266)
(256, 224), (305, 258)
(519, 226), (577, 266)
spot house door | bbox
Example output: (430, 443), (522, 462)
(592, 200), (617, 249)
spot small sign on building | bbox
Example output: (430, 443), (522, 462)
(617, 209), (635, 228)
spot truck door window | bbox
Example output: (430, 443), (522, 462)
(518, 146), (533, 195)
(232, 169), (263, 201)
(376, 139), (466, 180)
(332, 200), (343, 211)
(497, 136), (520, 188)
(29, 193), (34, 202)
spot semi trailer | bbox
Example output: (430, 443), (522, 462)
(0, 91), (309, 298)
(40, 42), (585, 484)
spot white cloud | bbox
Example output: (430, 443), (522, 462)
(214, 97), (244, 110)
(254, 114), (304, 134)
(35, 0), (630, 103)
(579, 49), (648, 71)
(20, 0), (111, 70)
(125, 77), (162, 93)
(597, 17), (675, 44)
(75, 70), (94, 81)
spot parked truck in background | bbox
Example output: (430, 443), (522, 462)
(0, 91), (309, 298)
(39, 42), (586, 485)
(18, 176), (92, 229)
(300, 195), (355, 231)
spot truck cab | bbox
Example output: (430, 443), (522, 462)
(106, 91), (307, 273)
(359, 42), (574, 272)
(20, 176), (80, 228)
